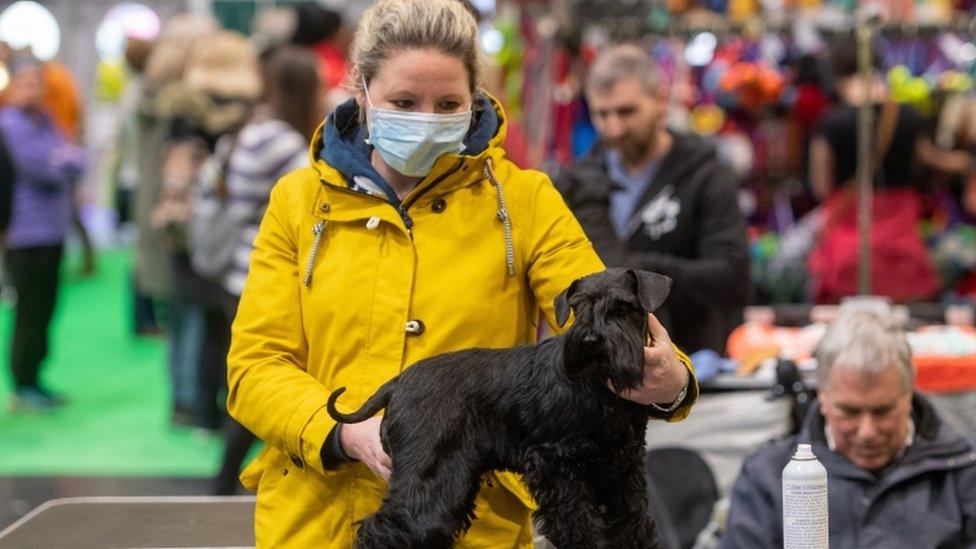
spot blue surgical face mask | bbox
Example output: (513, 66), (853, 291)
(363, 79), (471, 178)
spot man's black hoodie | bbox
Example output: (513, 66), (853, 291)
(556, 131), (749, 354)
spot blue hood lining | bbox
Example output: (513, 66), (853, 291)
(318, 94), (498, 206)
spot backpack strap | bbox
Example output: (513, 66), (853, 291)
(213, 131), (243, 200)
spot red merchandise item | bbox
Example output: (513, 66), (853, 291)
(551, 48), (575, 166)
(718, 61), (785, 111)
(915, 353), (976, 392)
(792, 83), (829, 131)
(956, 271), (976, 297)
(504, 117), (530, 169)
(808, 188), (941, 303)
(313, 42), (347, 91)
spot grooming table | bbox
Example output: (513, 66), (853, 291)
(0, 496), (255, 548)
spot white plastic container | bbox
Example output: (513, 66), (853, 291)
(782, 443), (828, 549)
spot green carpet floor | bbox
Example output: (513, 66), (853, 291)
(0, 249), (224, 476)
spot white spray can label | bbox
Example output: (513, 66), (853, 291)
(782, 443), (828, 549)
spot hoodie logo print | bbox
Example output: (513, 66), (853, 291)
(637, 185), (680, 240)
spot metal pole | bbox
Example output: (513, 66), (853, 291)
(855, 23), (874, 296)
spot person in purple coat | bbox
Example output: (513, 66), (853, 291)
(2, 56), (85, 412)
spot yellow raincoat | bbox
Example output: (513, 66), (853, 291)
(227, 95), (697, 547)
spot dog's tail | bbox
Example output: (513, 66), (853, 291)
(327, 379), (398, 423)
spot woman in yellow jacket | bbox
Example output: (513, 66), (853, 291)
(226, 0), (697, 546)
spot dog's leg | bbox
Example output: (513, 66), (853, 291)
(587, 450), (661, 549)
(524, 459), (602, 549)
(355, 506), (416, 549)
(356, 453), (481, 549)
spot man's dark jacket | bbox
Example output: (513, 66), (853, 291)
(721, 394), (976, 549)
(555, 132), (749, 354)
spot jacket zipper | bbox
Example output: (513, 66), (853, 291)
(303, 220), (327, 288)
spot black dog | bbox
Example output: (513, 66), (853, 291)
(327, 268), (675, 548)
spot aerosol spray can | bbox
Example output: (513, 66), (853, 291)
(782, 443), (828, 549)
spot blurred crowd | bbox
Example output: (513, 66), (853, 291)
(113, 5), (351, 494)
(0, 4), (351, 495)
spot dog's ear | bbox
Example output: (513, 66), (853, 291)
(554, 279), (580, 327)
(630, 270), (672, 312)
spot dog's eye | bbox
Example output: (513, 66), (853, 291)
(612, 303), (639, 316)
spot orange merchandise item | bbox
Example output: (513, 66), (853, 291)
(726, 322), (976, 393)
(725, 322), (823, 363)
(909, 326), (976, 392)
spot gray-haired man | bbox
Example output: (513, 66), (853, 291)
(721, 310), (976, 548)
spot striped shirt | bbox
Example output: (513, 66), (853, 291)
(196, 118), (307, 296)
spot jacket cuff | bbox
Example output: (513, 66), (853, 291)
(321, 423), (356, 470)
(646, 345), (699, 422)
(648, 369), (690, 414)
(283, 392), (334, 475)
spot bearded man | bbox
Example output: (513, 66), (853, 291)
(555, 44), (749, 354)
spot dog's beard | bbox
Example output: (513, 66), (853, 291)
(564, 327), (646, 393)
(605, 333), (646, 392)
(563, 337), (598, 382)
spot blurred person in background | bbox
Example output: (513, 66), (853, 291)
(1, 56), (85, 412)
(556, 44), (750, 355)
(807, 40), (970, 304)
(113, 37), (154, 242)
(930, 95), (976, 299)
(0, 129), (13, 245)
(0, 43), (94, 277)
(0, 43), (15, 244)
(150, 29), (261, 430)
(289, 3), (351, 113)
(112, 36), (159, 336)
(135, 13), (217, 310)
(134, 12), (217, 427)
(200, 45), (321, 495)
(251, 4), (350, 118)
(721, 310), (976, 548)
(41, 51), (95, 277)
(250, 7), (298, 59)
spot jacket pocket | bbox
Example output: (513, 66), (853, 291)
(239, 445), (278, 491)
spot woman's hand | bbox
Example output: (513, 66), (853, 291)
(614, 313), (689, 407)
(338, 416), (393, 481)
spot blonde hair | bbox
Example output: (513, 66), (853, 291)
(351, 0), (484, 94)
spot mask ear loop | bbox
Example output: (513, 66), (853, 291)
(361, 75), (373, 145)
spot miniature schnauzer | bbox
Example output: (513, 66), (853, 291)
(328, 268), (674, 548)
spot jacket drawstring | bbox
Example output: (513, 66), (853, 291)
(304, 220), (326, 287)
(483, 158), (515, 277)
